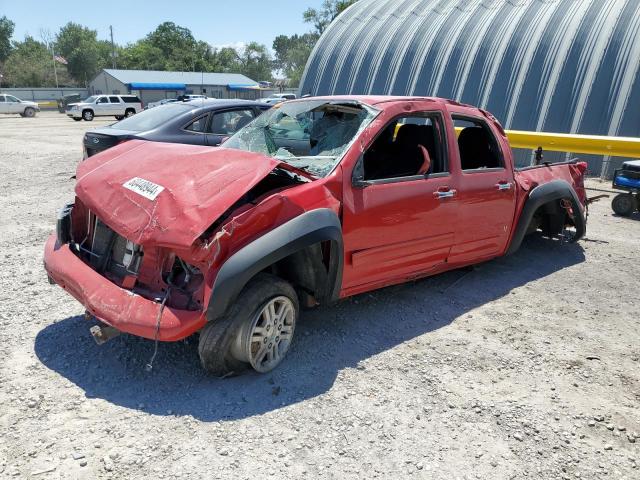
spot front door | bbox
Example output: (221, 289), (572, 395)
(5, 95), (21, 114)
(0, 96), (7, 114)
(448, 115), (516, 263)
(341, 113), (458, 291)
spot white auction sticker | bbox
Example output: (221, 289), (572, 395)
(122, 177), (165, 201)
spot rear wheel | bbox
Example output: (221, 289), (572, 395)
(115, 115), (124, 120)
(198, 273), (299, 376)
(82, 110), (94, 121)
(23, 107), (36, 117)
(612, 193), (636, 216)
(124, 108), (135, 118)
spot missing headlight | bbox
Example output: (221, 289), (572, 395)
(164, 256), (204, 294)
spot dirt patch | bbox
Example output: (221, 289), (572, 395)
(0, 112), (638, 479)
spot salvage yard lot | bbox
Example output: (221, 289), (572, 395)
(0, 111), (638, 479)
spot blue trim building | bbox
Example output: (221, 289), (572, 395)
(89, 69), (260, 104)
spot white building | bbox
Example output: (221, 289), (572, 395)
(89, 69), (261, 105)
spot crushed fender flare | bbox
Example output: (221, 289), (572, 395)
(206, 208), (343, 322)
(506, 179), (586, 255)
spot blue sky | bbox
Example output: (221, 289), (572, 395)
(1, 0), (325, 50)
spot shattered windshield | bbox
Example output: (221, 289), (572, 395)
(224, 99), (378, 177)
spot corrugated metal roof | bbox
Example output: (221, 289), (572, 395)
(103, 69), (257, 87)
(300, 0), (640, 176)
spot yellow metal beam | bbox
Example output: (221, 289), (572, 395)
(504, 130), (640, 158)
(398, 124), (640, 159)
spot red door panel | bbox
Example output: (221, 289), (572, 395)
(341, 177), (458, 290)
(449, 172), (516, 263)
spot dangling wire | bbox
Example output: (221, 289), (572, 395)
(145, 287), (171, 372)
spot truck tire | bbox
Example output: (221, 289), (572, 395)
(82, 109), (94, 121)
(124, 108), (135, 118)
(612, 193), (636, 216)
(23, 107), (36, 117)
(198, 273), (299, 376)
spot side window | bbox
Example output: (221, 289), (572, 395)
(452, 117), (503, 170)
(97, 97), (109, 104)
(208, 109), (255, 134)
(362, 114), (446, 181)
(184, 115), (208, 133)
(108, 96), (120, 103)
(6, 95), (19, 102)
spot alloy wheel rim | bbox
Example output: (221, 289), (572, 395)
(231, 296), (295, 373)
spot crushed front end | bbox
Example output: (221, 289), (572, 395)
(44, 197), (208, 341)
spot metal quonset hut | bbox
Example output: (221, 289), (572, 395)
(299, 0), (640, 176)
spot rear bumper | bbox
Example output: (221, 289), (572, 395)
(43, 234), (206, 341)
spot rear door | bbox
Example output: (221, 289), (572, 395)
(341, 109), (459, 290)
(109, 96), (124, 115)
(179, 114), (209, 145)
(205, 108), (256, 146)
(447, 112), (516, 263)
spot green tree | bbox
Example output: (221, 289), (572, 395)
(3, 36), (73, 87)
(303, 0), (358, 35)
(120, 22), (216, 72)
(273, 33), (318, 87)
(235, 42), (273, 81)
(119, 40), (166, 70)
(210, 47), (241, 72)
(55, 22), (109, 84)
(0, 16), (15, 62)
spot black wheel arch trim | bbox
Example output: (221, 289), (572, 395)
(506, 179), (586, 255)
(206, 208), (343, 322)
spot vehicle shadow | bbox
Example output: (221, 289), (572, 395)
(612, 212), (640, 221)
(34, 235), (585, 421)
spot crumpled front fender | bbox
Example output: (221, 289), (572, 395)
(43, 234), (206, 341)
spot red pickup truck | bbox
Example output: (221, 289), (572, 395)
(44, 96), (588, 375)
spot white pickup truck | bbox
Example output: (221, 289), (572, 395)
(0, 94), (40, 117)
(66, 95), (143, 121)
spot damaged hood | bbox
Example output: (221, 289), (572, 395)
(75, 140), (280, 248)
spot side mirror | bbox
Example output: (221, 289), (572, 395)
(351, 156), (371, 189)
(219, 136), (230, 144)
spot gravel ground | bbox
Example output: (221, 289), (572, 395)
(1, 111), (639, 480)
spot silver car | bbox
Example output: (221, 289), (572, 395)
(66, 95), (143, 121)
(0, 94), (40, 117)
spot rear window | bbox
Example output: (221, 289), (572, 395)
(109, 103), (193, 131)
(122, 96), (141, 103)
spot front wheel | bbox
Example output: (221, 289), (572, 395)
(82, 110), (94, 121)
(612, 193), (636, 216)
(198, 273), (299, 376)
(72, 118), (82, 122)
(23, 107), (36, 117)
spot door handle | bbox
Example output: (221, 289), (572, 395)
(434, 188), (457, 199)
(495, 182), (513, 191)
